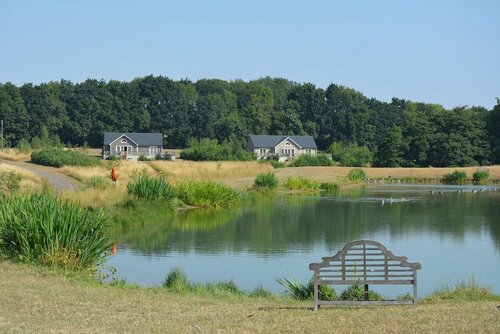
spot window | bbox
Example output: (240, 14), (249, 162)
(121, 139), (127, 143)
(285, 142), (290, 146)
(149, 146), (158, 157)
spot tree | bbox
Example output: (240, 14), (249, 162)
(487, 99), (500, 164)
(374, 126), (407, 167)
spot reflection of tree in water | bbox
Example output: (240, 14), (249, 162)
(114, 191), (500, 254)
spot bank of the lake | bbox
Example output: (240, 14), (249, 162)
(0, 261), (498, 334)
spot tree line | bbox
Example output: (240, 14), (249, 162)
(0, 76), (498, 166)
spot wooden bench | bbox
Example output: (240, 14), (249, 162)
(309, 240), (421, 310)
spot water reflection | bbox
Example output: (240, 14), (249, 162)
(108, 184), (500, 294)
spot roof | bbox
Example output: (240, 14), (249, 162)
(249, 135), (317, 149)
(103, 133), (163, 146)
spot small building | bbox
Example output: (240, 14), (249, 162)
(247, 135), (317, 160)
(102, 132), (163, 160)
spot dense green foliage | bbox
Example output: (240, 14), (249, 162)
(472, 170), (489, 184)
(276, 277), (336, 301)
(254, 173), (279, 189)
(290, 154), (333, 167)
(347, 168), (367, 182)
(31, 147), (99, 167)
(1, 77), (498, 166)
(126, 171), (176, 201)
(339, 285), (383, 301)
(176, 180), (241, 208)
(329, 141), (373, 166)
(442, 170), (468, 184)
(0, 194), (110, 271)
(283, 176), (320, 191)
(180, 138), (251, 161)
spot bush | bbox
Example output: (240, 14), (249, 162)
(276, 277), (336, 301)
(0, 194), (111, 272)
(163, 267), (189, 290)
(347, 168), (367, 182)
(16, 138), (32, 153)
(283, 176), (320, 191)
(0, 171), (21, 195)
(290, 154), (333, 167)
(138, 155), (154, 161)
(329, 142), (373, 167)
(254, 173), (279, 189)
(31, 147), (99, 167)
(126, 170), (175, 201)
(320, 182), (339, 193)
(339, 285), (383, 301)
(270, 160), (286, 169)
(472, 170), (489, 184)
(180, 138), (251, 161)
(442, 170), (468, 184)
(176, 180), (241, 208)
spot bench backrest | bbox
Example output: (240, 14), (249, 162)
(309, 240), (421, 285)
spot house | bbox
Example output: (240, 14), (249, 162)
(247, 135), (317, 160)
(102, 132), (163, 160)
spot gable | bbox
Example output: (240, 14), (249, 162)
(104, 133), (163, 147)
(249, 135), (317, 149)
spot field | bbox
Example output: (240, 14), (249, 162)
(0, 162), (43, 192)
(0, 261), (498, 334)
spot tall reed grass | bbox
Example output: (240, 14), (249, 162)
(176, 180), (241, 208)
(254, 173), (279, 189)
(283, 176), (320, 191)
(0, 194), (111, 272)
(127, 170), (175, 201)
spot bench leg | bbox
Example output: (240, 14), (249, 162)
(364, 284), (369, 301)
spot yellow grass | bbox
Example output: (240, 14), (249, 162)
(59, 187), (126, 209)
(0, 162), (43, 192)
(0, 261), (498, 334)
(0, 148), (31, 161)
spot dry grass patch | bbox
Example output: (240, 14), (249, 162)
(60, 187), (126, 209)
(0, 163), (43, 192)
(0, 261), (498, 334)
(150, 160), (274, 186)
(0, 148), (31, 161)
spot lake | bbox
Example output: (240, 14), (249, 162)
(108, 184), (500, 297)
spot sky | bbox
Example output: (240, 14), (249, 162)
(1, 0), (499, 109)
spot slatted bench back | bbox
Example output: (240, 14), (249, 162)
(309, 240), (421, 285)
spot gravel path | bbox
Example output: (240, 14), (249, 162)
(0, 160), (79, 192)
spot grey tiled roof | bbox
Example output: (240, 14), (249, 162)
(103, 133), (163, 146)
(249, 135), (317, 149)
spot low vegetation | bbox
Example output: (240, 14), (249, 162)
(180, 138), (251, 161)
(442, 170), (468, 184)
(283, 176), (320, 191)
(472, 169), (489, 184)
(347, 168), (367, 182)
(290, 154), (333, 167)
(329, 141), (373, 167)
(0, 171), (21, 195)
(0, 194), (111, 272)
(424, 278), (499, 302)
(31, 147), (99, 167)
(126, 170), (176, 201)
(254, 172), (279, 189)
(176, 180), (241, 208)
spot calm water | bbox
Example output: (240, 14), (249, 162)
(108, 184), (500, 297)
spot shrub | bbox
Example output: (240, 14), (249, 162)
(329, 141), (373, 167)
(126, 170), (175, 201)
(138, 155), (154, 161)
(339, 285), (383, 301)
(180, 138), (251, 161)
(16, 138), (32, 153)
(442, 170), (468, 184)
(31, 147), (99, 167)
(176, 180), (241, 208)
(472, 170), (489, 184)
(163, 267), (189, 290)
(254, 173), (279, 189)
(0, 194), (111, 272)
(347, 168), (367, 182)
(276, 277), (336, 301)
(283, 176), (320, 191)
(270, 160), (286, 169)
(0, 171), (21, 195)
(290, 154), (333, 167)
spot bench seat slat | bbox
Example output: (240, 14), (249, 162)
(319, 269), (413, 273)
(317, 279), (414, 285)
(316, 300), (414, 306)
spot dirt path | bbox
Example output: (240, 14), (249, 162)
(0, 160), (79, 192)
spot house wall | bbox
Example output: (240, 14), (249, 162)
(274, 138), (301, 157)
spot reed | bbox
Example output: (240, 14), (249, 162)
(126, 170), (176, 201)
(347, 168), (367, 182)
(176, 180), (241, 208)
(472, 169), (489, 184)
(276, 277), (336, 301)
(254, 172), (279, 189)
(442, 170), (468, 184)
(283, 176), (320, 191)
(0, 194), (111, 272)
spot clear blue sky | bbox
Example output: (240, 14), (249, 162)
(1, 0), (499, 109)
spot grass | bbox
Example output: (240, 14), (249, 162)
(424, 278), (500, 302)
(0, 194), (111, 272)
(254, 172), (279, 189)
(442, 170), (468, 184)
(31, 147), (100, 167)
(176, 180), (242, 208)
(1, 261), (499, 334)
(0, 148), (32, 161)
(283, 176), (320, 191)
(127, 170), (176, 201)
(473, 169), (490, 184)
(0, 163), (43, 193)
(346, 168), (367, 182)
